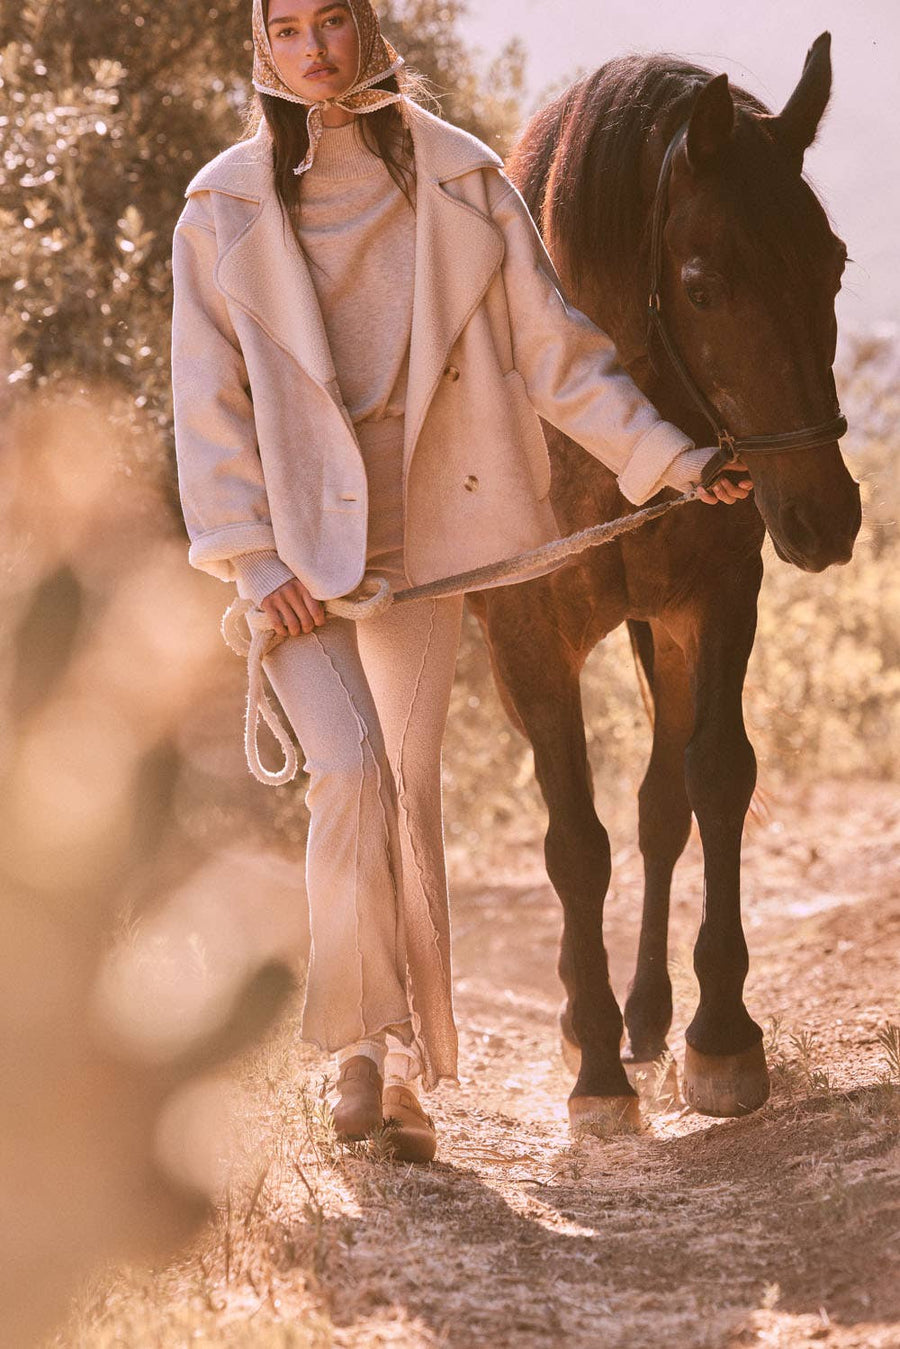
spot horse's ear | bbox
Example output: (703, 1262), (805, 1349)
(685, 73), (735, 170)
(766, 32), (833, 168)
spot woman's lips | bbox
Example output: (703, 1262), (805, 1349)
(305, 66), (337, 79)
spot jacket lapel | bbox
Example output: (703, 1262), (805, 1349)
(402, 104), (506, 470)
(196, 124), (338, 389)
(183, 103), (507, 456)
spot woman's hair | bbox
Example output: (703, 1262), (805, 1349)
(244, 62), (434, 260)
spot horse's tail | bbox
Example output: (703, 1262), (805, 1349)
(627, 619), (656, 729)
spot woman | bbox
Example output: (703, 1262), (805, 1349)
(170, 0), (751, 1163)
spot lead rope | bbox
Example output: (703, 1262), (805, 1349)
(221, 486), (700, 785)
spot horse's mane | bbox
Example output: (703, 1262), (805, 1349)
(508, 55), (811, 299)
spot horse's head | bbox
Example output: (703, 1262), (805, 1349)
(655, 34), (861, 571)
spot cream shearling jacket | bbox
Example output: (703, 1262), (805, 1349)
(170, 98), (710, 601)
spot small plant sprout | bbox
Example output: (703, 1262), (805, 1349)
(875, 1023), (900, 1084)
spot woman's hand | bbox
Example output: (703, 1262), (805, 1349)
(261, 577), (326, 636)
(696, 456), (754, 506)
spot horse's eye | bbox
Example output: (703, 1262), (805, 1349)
(687, 286), (712, 310)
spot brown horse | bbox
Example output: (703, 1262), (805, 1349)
(469, 34), (861, 1132)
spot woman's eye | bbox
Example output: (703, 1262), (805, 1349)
(275, 26), (296, 37)
(687, 286), (712, 309)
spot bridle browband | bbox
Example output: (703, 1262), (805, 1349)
(646, 123), (848, 490)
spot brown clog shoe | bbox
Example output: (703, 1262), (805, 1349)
(331, 1056), (384, 1140)
(382, 1085), (437, 1163)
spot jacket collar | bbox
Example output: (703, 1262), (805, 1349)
(183, 97), (503, 200)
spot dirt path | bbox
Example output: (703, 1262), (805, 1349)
(72, 780), (900, 1349)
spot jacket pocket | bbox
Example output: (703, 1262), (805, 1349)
(503, 367), (551, 500)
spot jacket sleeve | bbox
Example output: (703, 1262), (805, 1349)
(170, 191), (284, 582)
(487, 174), (714, 504)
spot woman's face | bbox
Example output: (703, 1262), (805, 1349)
(266, 0), (361, 101)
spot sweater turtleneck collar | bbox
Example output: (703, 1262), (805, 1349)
(305, 117), (385, 181)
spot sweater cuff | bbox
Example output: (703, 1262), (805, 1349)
(616, 420), (696, 505)
(659, 445), (718, 494)
(231, 550), (296, 605)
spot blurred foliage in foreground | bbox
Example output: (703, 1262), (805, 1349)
(0, 383), (303, 1347)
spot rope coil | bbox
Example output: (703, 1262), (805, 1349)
(221, 487), (699, 785)
(220, 598), (299, 785)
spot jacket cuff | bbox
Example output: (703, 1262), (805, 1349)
(232, 550), (296, 605)
(616, 421), (696, 505)
(187, 522), (279, 581)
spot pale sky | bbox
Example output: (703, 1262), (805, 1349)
(458, 0), (899, 329)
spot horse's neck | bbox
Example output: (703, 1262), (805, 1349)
(577, 275), (653, 391)
(582, 274), (711, 445)
(544, 174), (699, 433)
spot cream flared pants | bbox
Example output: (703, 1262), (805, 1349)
(259, 416), (464, 1090)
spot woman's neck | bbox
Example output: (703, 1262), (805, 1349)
(321, 105), (357, 129)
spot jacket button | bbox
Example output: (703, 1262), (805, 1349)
(464, 475), (479, 492)
(444, 365), (460, 381)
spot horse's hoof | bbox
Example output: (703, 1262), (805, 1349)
(623, 1054), (680, 1111)
(683, 1041), (770, 1117)
(568, 1094), (641, 1137)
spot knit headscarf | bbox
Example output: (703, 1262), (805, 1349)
(251, 0), (405, 176)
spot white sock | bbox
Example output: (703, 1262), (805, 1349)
(335, 1037), (386, 1075)
(384, 1031), (424, 1095)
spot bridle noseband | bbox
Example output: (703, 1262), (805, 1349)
(647, 123), (848, 490)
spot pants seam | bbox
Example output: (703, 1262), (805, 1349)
(393, 600), (456, 1035)
(308, 624), (407, 1044)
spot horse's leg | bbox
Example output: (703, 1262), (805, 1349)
(622, 619), (693, 1105)
(474, 587), (640, 1135)
(675, 584), (770, 1116)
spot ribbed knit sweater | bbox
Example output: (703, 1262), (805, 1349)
(234, 116), (416, 605)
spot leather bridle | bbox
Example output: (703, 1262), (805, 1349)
(646, 122), (848, 490)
